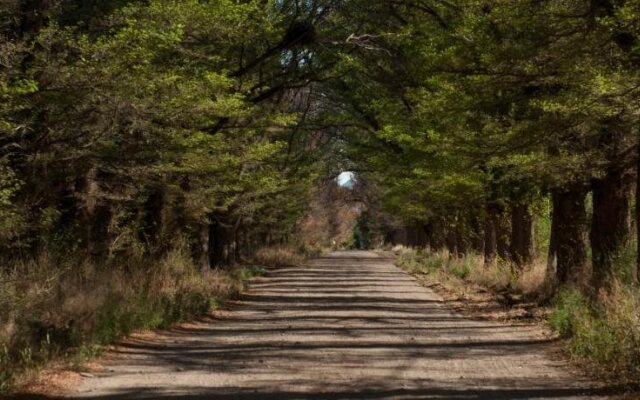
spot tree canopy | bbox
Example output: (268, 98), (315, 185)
(1, 0), (640, 286)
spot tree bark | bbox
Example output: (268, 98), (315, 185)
(591, 167), (632, 290)
(510, 204), (535, 267)
(549, 188), (588, 284)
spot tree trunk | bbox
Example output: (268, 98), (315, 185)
(197, 224), (210, 271)
(235, 227), (242, 262)
(496, 210), (511, 261)
(429, 219), (446, 251)
(455, 223), (468, 256)
(422, 223), (433, 250)
(81, 167), (112, 257)
(510, 204), (535, 267)
(549, 188), (588, 284)
(445, 227), (458, 257)
(470, 216), (485, 254)
(208, 216), (227, 268)
(484, 205), (498, 266)
(591, 167), (632, 290)
(140, 186), (164, 252)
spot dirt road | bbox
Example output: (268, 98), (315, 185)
(61, 251), (617, 399)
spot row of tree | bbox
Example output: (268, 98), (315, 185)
(3, 0), (640, 295)
(0, 0), (336, 267)
(316, 0), (640, 291)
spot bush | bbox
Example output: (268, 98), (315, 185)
(0, 246), (249, 394)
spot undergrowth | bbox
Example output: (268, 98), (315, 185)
(0, 244), (266, 394)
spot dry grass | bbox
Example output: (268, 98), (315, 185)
(394, 247), (505, 290)
(514, 259), (551, 297)
(0, 245), (251, 394)
(253, 246), (306, 268)
(395, 246), (550, 297)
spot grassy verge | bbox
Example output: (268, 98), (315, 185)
(0, 246), (267, 395)
(549, 282), (640, 383)
(393, 246), (640, 384)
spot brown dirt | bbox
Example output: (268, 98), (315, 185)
(14, 251), (632, 399)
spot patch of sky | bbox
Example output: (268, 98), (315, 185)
(337, 171), (356, 189)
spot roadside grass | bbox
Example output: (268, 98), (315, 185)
(253, 245), (307, 268)
(394, 245), (640, 384)
(0, 245), (267, 395)
(395, 247), (546, 296)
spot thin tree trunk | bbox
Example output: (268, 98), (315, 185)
(496, 210), (511, 261)
(455, 222), (468, 256)
(445, 227), (458, 257)
(82, 167), (112, 257)
(484, 205), (498, 266)
(197, 224), (210, 271)
(470, 215), (485, 254)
